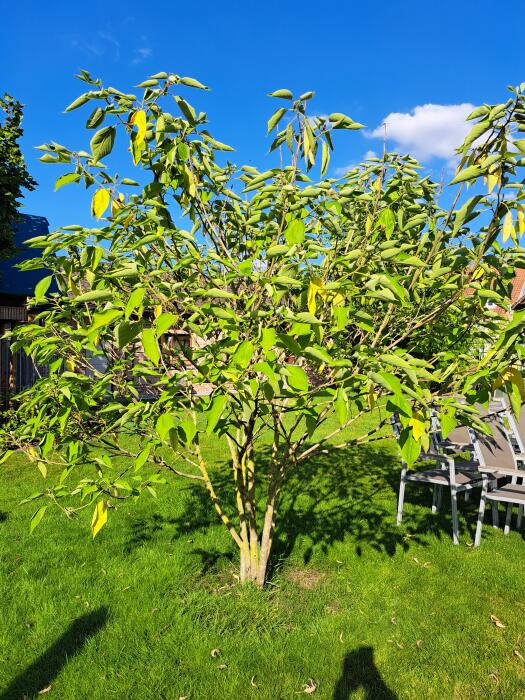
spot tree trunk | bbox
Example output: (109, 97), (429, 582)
(256, 460), (285, 587)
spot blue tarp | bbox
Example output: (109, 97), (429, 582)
(0, 214), (58, 296)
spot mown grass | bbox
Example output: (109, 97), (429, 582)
(1, 415), (525, 699)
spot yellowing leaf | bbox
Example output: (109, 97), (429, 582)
(91, 188), (110, 220)
(472, 266), (484, 281)
(487, 172), (500, 194)
(333, 292), (345, 307)
(130, 109), (147, 144)
(91, 500), (108, 539)
(502, 212), (515, 243)
(518, 206), (525, 236)
(111, 193), (125, 216)
(307, 277), (326, 314)
(409, 411), (427, 442)
(494, 367), (525, 399)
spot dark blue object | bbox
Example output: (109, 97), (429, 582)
(0, 214), (58, 296)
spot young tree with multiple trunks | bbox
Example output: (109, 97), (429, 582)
(4, 72), (525, 585)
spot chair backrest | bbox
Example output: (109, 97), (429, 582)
(470, 412), (517, 470)
(504, 404), (525, 454)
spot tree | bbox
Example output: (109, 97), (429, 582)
(0, 94), (37, 259)
(4, 72), (525, 586)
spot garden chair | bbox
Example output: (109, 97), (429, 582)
(471, 411), (525, 545)
(428, 400), (506, 511)
(392, 416), (485, 544)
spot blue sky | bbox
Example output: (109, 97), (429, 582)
(2, 0), (525, 232)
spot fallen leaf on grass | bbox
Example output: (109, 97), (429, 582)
(490, 615), (506, 629)
(489, 671), (500, 684)
(38, 686), (52, 695)
(300, 679), (318, 694)
(514, 649), (524, 661)
(218, 663), (228, 670)
(251, 676), (257, 687)
(211, 648), (220, 658)
(416, 640), (423, 647)
(339, 631), (344, 644)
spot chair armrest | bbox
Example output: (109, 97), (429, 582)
(478, 465), (524, 478)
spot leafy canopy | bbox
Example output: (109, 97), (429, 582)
(4, 71), (525, 585)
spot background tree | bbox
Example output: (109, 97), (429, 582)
(3, 73), (525, 586)
(0, 94), (37, 259)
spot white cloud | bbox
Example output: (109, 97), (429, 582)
(335, 149), (379, 176)
(70, 31), (121, 60)
(131, 46), (152, 65)
(367, 103), (475, 161)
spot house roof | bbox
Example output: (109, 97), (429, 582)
(511, 268), (525, 309)
(0, 215), (58, 297)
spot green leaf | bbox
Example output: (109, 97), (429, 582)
(155, 313), (177, 337)
(90, 126), (116, 162)
(200, 288), (237, 300)
(179, 76), (209, 90)
(261, 327), (276, 352)
(377, 207), (395, 238)
(440, 410), (457, 439)
(231, 341), (254, 369)
(137, 79), (159, 88)
(398, 427), (421, 466)
(268, 89), (293, 100)
(141, 328), (160, 366)
(156, 412), (177, 440)
(64, 93), (90, 112)
(116, 321), (142, 349)
(335, 387), (349, 426)
(74, 289), (112, 304)
(135, 445), (151, 470)
(54, 172), (81, 191)
(267, 244), (290, 258)
(86, 107), (105, 129)
(180, 420), (197, 445)
(450, 164), (483, 185)
(286, 365), (309, 392)
(206, 394), (228, 435)
(89, 309), (123, 332)
(177, 142), (190, 161)
(267, 108), (287, 133)
(125, 288), (146, 319)
(30, 505), (47, 534)
(34, 275), (53, 301)
(284, 219), (305, 246)
(321, 141), (330, 176)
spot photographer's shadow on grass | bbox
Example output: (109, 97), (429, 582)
(333, 646), (397, 700)
(0, 608), (108, 700)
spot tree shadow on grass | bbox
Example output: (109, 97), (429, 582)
(333, 646), (397, 699)
(123, 439), (479, 572)
(0, 608), (108, 700)
(0, 512), (8, 523)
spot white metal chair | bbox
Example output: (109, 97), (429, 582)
(392, 415), (485, 544)
(472, 409), (525, 544)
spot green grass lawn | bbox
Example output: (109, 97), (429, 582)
(1, 417), (525, 699)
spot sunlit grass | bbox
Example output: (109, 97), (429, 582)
(1, 417), (525, 699)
